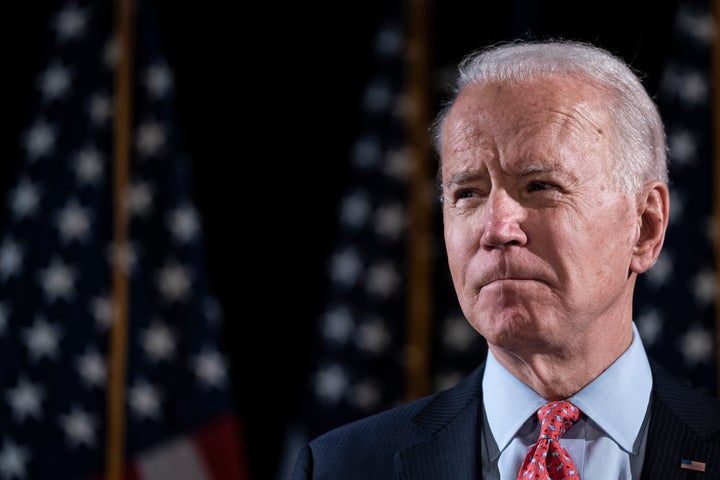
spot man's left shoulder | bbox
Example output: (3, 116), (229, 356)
(649, 359), (720, 435)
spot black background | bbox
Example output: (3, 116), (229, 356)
(1, 1), (680, 479)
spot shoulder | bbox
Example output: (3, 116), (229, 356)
(310, 362), (486, 450)
(296, 364), (486, 478)
(649, 359), (720, 436)
(309, 392), (436, 453)
(641, 359), (720, 478)
(294, 394), (436, 480)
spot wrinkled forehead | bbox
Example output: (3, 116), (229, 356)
(440, 76), (617, 176)
(443, 76), (612, 146)
(448, 75), (610, 130)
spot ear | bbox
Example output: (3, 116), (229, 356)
(630, 181), (670, 274)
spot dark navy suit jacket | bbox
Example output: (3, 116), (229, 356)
(292, 360), (720, 479)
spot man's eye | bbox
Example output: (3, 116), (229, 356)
(457, 190), (475, 199)
(528, 181), (554, 192)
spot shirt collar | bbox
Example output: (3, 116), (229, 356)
(568, 322), (652, 453)
(482, 322), (652, 456)
(482, 347), (546, 458)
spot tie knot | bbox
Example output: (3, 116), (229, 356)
(537, 401), (581, 441)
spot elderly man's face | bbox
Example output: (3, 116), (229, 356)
(440, 76), (642, 355)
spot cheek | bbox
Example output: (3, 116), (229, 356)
(563, 207), (636, 278)
(443, 219), (475, 272)
(589, 201), (637, 250)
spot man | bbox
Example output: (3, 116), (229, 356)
(292, 39), (720, 479)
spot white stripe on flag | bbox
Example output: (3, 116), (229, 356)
(138, 436), (211, 480)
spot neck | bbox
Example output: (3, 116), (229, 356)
(488, 321), (634, 400)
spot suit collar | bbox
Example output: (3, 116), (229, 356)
(411, 364), (485, 434)
(394, 364), (485, 480)
(649, 359), (720, 438)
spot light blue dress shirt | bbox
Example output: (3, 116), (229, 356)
(480, 322), (652, 479)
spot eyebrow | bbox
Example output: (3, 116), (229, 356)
(445, 169), (484, 187)
(519, 163), (580, 187)
(516, 162), (562, 177)
(446, 162), (571, 186)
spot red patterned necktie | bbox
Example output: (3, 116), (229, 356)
(516, 401), (581, 479)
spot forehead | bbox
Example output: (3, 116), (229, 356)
(445, 76), (610, 140)
(441, 76), (613, 174)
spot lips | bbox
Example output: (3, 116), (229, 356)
(468, 253), (552, 291)
(478, 267), (550, 290)
(482, 277), (535, 287)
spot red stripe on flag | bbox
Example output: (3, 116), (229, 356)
(194, 413), (248, 480)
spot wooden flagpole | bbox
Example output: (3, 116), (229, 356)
(403, 0), (434, 400)
(107, 0), (134, 477)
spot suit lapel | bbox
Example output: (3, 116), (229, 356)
(395, 364), (485, 480)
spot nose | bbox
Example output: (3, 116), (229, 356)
(480, 189), (528, 249)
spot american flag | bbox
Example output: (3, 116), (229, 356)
(633, 0), (717, 395)
(285, 0), (718, 475)
(274, 7), (416, 474)
(0, 1), (246, 479)
(298, 5), (411, 440)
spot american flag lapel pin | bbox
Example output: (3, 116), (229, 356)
(680, 459), (706, 472)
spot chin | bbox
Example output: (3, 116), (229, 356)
(472, 309), (543, 347)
